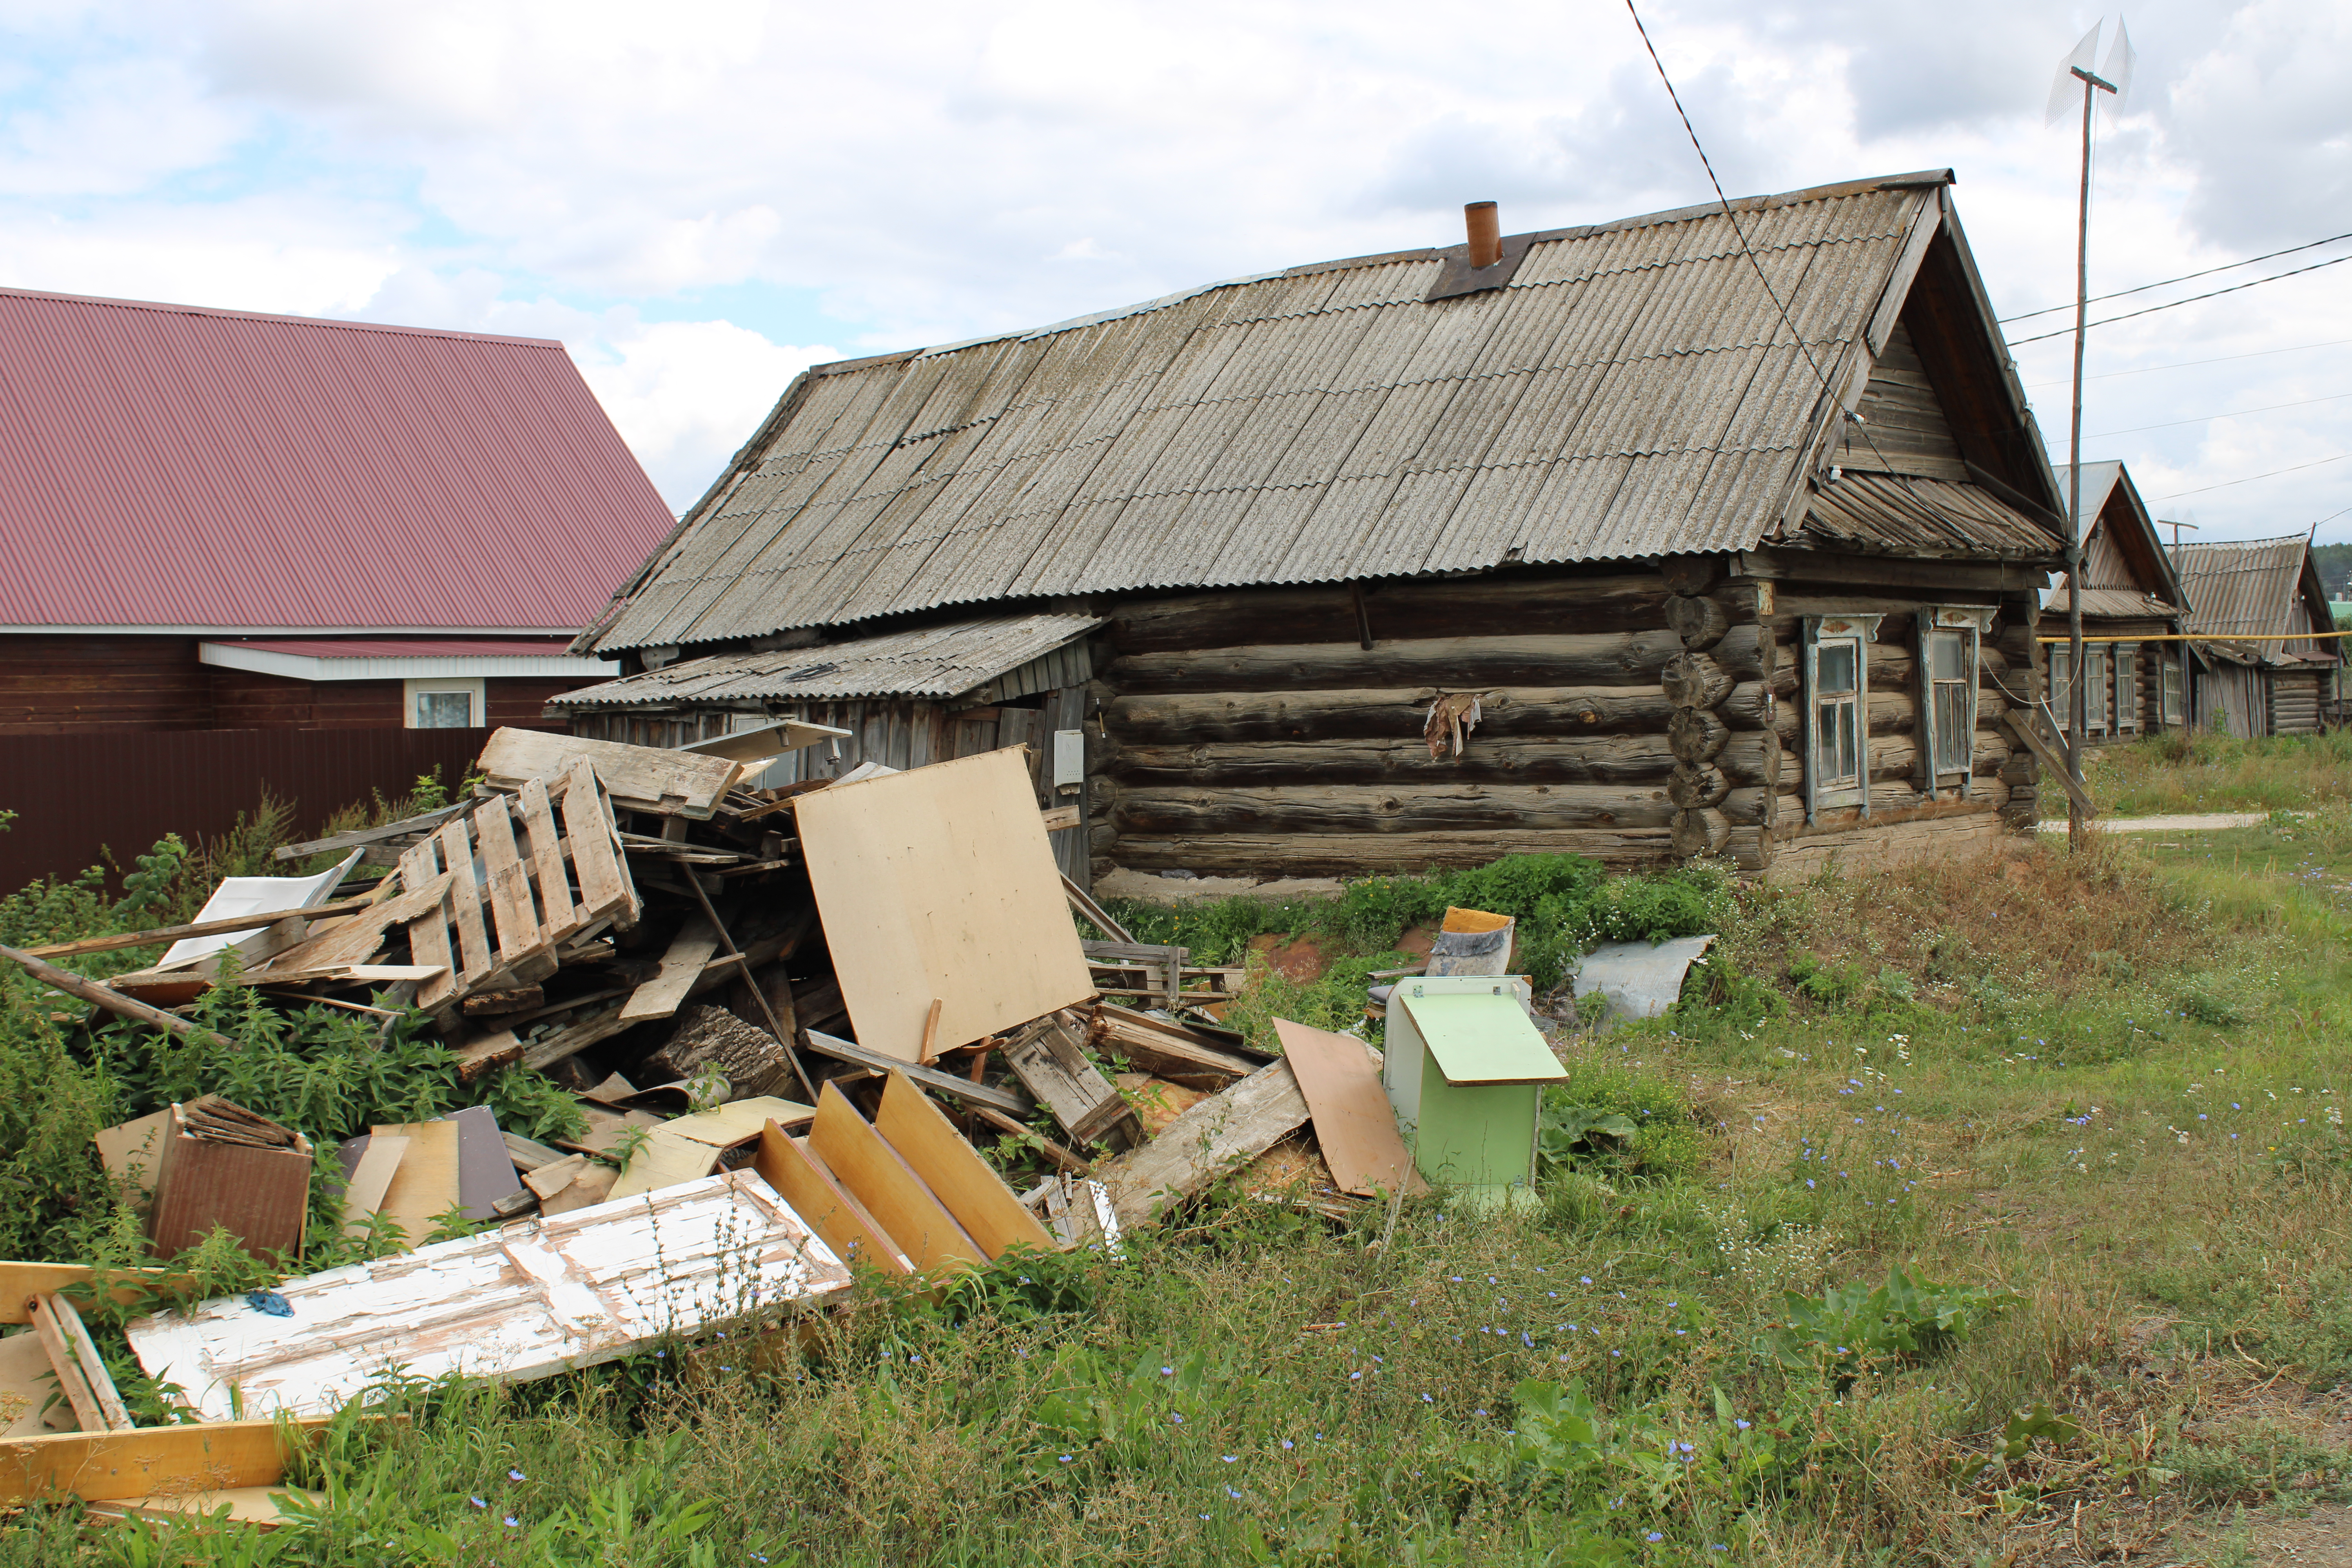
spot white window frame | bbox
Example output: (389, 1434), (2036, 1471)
(2113, 643), (2140, 735)
(1803, 614), (1882, 823)
(2048, 644), (2072, 734)
(1919, 606), (1993, 797)
(2160, 650), (2185, 727)
(2083, 645), (2111, 737)
(403, 677), (485, 730)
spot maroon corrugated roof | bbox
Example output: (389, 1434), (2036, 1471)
(0, 286), (675, 632)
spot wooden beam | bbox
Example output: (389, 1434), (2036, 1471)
(803, 1029), (1029, 1118)
(0, 1418), (339, 1505)
(2001, 713), (2096, 819)
(0, 945), (235, 1051)
(21, 897), (379, 960)
(1094, 1058), (1311, 1228)
(1062, 875), (1133, 944)
(270, 804), (467, 863)
(27, 1294), (132, 1432)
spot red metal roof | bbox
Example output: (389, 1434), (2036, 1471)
(0, 286), (677, 632)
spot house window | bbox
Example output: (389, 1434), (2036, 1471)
(2113, 644), (2140, 734)
(2048, 645), (2071, 729)
(404, 677), (485, 729)
(2083, 646), (2110, 736)
(2160, 652), (2185, 726)
(1802, 614), (1882, 821)
(1920, 607), (1992, 794)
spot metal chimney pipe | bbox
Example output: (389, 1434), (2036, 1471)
(1465, 201), (1501, 269)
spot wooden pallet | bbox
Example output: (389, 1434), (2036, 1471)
(393, 759), (639, 1015)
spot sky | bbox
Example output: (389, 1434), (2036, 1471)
(2, 0), (2347, 543)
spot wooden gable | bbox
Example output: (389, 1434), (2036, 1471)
(1835, 320), (1964, 483)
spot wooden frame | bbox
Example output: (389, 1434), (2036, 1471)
(2113, 642), (2140, 735)
(1802, 614), (1882, 822)
(1919, 606), (1992, 796)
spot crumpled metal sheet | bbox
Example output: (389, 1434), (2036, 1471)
(1568, 934), (1718, 1022)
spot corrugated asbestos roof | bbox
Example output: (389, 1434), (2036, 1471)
(588, 172), (2050, 654)
(549, 612), (1102, 706)
(0, 286), (677, 632)
(2050, 461), (2190, 611)
(2173, 535), (2319, 639)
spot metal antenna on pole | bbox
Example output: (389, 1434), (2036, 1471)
(2047, 17), (2130, 851)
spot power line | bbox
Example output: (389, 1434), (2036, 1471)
(2024, 336), (2352, 387)
(2000, 229), (2352, 323)
(2008, 252), (2352, 345)
(2153, 451), (2351, 501)
(2077, 387), (2352, 440)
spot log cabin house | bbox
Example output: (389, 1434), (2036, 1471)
(559, 170), (2069, 884)
(2171, 534), (2339, 737)
(2045, 461), (2190, 742)
(0, 286), (672, 734)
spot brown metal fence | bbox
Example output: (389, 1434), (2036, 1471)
(0, 730), (488, 894)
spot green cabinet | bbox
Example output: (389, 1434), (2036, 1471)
(1382, 977), (1569, 1210)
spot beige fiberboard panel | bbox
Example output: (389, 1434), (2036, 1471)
(795, 748), (1094, 1062)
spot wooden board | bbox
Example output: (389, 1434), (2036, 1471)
(123, 1173), (848, 1421)
(795, 748), (1094, 1061)
(515, 778), (579, 943)
(604, 1129), (722, 1201)
(1002, 1016), (1139, 1149)
(147, 1107), (312, 1263)
(0, 1417), (336, 1504)
(447, 1106), (524, 1220)
(1272, 1019), (1425, 1198)
(537, 1163), (617, 1217)
(339, 1135), (408, 1238)
(84, 1485), (323, 1528)
(752, 1124), (913, 1275)
(806, 1083), (983, 1275)
(477, 728), (740, 819)
(369, 1120), (462, 1249)
(1096, 1058), (1311, 1229)
(0, 1264), (166, 1327)
(28, 1294), (131, 1432)
(557, 759), (639, 928)
(619, 915), (720, 1024)
(0, 1327), (76, 1439)
(875, 1072), (1058, 1260)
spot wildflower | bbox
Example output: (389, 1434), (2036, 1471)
(1422, 1393), (1434, 1402)
(1281, 1439), (1294, 1450)
(1171, 1413), (1185, 1423)
(508, 1468), (525, 1481)
(1648, 1532), (1664, 1543)
(1161, 1366), (1174, 1376)
(1735, 1419), (1751, 1430)
(504, 1516), (521, 1528)
(1226, 1486), (1242, 1499)
(470, 1497), (487, 1509)
(1222, 1454), (1238, 1463)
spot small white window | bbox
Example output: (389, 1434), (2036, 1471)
(1920, 607), (1991, 795)
(2086, 646), (2111, 735)
(2048, 645), (2072, 730)
(2160, 652), (2185, 726)
(1803, 614), (1882, 821)
(2113, 644), (2140, 733)
(404, 677), (485, 729)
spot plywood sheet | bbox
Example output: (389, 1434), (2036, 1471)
(795, 748), (1094, 1061)
(338, 1136), (408, 1239)
(1273, 1018), (1426, 1198)
(125, 1172), (849, 1421)
(369, 1120), (461, 1249)
(1396, 991), (1569, 1086)
(875, 1073), (1057, 1259)
(604, 1129), (722, 1201)
(446, 1107), (524, 1221)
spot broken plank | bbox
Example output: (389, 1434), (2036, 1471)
(1001, 1016), (1140, 1151)
(271, 804), (468, 863)
(0, 945), (235, 1051)
(619, 916), (719, 1025)
(558, 757), (639, 927)
(0, 1418), (340, 1505)
(1096, 1057), (1311, 1229)
(802, 1029), (1029, 1118)
(520, 1006), (633, 1073)
(875, 1072), (1059, 1260)
(502, 1131), (568, 1173)
(479, 728), (739, 819)
(22, 897), (377, 960)
(1089, 1003), (1265, 1085)
(28, 1294), (131, 1432)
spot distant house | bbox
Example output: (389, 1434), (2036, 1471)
(2044, 462), (2190, 741)
(2171, 534), (2339, 737)
(0, 286), (676, 734)
(561, 170), (2070, 883)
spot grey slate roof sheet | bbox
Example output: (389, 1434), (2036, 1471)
(2173, 535), (2326, 642)
(548, 612), (1102, 707)
(592, 174), (2046, 653)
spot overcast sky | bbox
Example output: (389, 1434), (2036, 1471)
(3, 0), (2346, 544)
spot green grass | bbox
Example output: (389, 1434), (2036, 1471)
(2072, 730), (2352, 817)
(12, 804), (2352, 1563)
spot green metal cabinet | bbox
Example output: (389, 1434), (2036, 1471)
(1382, 976), (1570, 1210)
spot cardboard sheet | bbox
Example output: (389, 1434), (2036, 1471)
(369, 1120), (462, 1249)
(1273, 1018), (1426, 1198)
(795, 748), (1094, 1061)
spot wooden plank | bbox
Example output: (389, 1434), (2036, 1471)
(0, 1417), (337, 1504)
(84, 1484), (323, 1528)
(28, 1297), (111, 1433)
(751, 1124), (913, 1275)
(123, 1174), (849, 1421)
(1272, 1019), (1425, 1198)
(678, 719), (850, 762)
(0, 1264), (167, 1327)
(521, 1006), (633, 1072)
(807, 1082), (983, 1275)
(0, 945), (235, 1051)
(795, 748), (1095, 1062)
(559, 758), (639, 926)
(1062, 875), (1134, 944)
(619, 915), (720, 1024)
(33, 1294), (131, 1431)
(1, 1327), (75, 1439)
(339, 1134), (408, 1238)
(803, 1028), (1030, 1117)
(473, 796), (550, 979)
(875, 1072), (1060, 1260)
(446, 1106), (524, 1221)
(401, 839), (461, 1011)
(515, 778), (580, 945)
(1001, 1017), (1139, 1150)
(2002, 713), (2097, 819)
(605, 1128), (722, 1201)
(258, 867), (450, 977)
(1096, 1058), (1311, 1228)
(435, 817), (498, 994)
(369, 1119), (461, 1250)
(270, 804), (468, 863)
(478, 728), (739, 819)
(23, 897), (377, 960)
(1090, 1004), (1265, 1084)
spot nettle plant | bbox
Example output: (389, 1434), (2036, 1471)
(1754, 1265), (2017, 1392)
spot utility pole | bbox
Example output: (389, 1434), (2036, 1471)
(2065, 62), (2118, 852)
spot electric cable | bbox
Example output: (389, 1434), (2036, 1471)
(2000, 229), (2352, 323)
(2007, 252), (2352, 345)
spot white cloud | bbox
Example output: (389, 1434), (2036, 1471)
(569, 318), (840, 511)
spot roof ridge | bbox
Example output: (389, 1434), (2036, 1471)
(0, 284), (566, 350)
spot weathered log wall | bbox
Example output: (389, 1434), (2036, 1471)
(1078, 556), (2042, 879)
